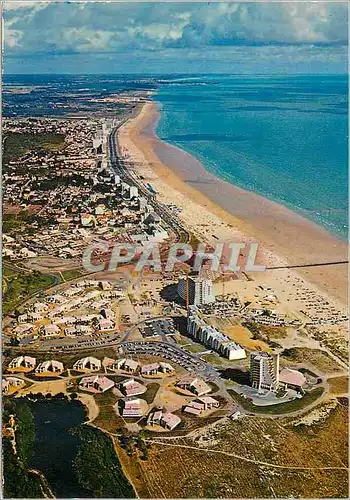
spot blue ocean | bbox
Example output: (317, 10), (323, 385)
(154, 75), (348, 239)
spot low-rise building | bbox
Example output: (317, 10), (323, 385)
(8, 356), (36, 372)
(112, 358), (139, 373)
(2, 377), (25, 395)
(140, 362), (174, 377)
(176, 376), (212, 396)
(183, 396), (219, 416)
(79, 375), (114, 393)
(119, 378), (146, 397)
(73, 356), (101, 372)
(35, 360), (64, 375)
(147, 410), (181, 430)
(278, 368), (306, 390)
(121, 398), (143, 418)
(42, 324), (61, 337)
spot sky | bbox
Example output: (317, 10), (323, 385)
(3, 0), (348, 74)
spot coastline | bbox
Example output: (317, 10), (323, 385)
(118, 100), (348, 306)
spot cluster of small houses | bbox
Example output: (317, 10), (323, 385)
(11, 280), (123, 340)
(3, 355), (220, 431)
(3, 116), (170, 264)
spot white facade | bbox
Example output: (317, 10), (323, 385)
(178, 276), (214, 306)
(187, 306), (246, 361)
(250, 352), (279, 392)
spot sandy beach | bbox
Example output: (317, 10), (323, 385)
(118, 101), (348, 316)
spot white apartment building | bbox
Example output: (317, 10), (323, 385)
(250, 352), (279, 392)
(178, 276), (215, 306)
(187, 306), (246, 360)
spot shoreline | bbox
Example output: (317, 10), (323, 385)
(118, 100), (347, 306)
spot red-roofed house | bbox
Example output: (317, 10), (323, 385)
(279, 368), (306, 390)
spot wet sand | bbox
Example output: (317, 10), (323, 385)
(118, 101), (348, 306)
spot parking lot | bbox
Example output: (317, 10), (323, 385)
(121, 341), (216, 376)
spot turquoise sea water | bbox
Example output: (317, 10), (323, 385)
(154, 75), (348, 239)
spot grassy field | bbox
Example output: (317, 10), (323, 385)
(3, 267), (57, 315)
(93, 391), (124, 433)
(118, 400), (348, 498)
(183, 344), (207, 354)
(228, 387), (324, 415)
(142, 383), (160, 404)
(3, 132), (66, 166)
(61, 269), (86, 281)
(201, 353), (224, 365)
(327, 376), (348, 395)
(281, 347), (343, 374)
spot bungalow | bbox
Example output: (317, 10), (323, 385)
(54, 316), (77, 326)
(76, 314), (98, 324)
(42, 324), (61, 337)
(109, 290), (124, 299)
(99, 281), (112, 291)
(33, 302), (48, 313)
(113, 358), (139, 373)
(147, 410), (181, 430)
(184, 396), (219, 416)
(73, 356), (101, 372)
(79, 375), (114, 393)
(119, 378), (146, 397)
(197, 396), (219, 410)
(159, 362), (174, 374)
(160, 412), (181, 431)
(35, 360), (64, 375)
(18, 314), (28, 323)
(176, 377), (212, 397)
(27, 312), (43, 322)
(64, 287), (83, 297)
(147, 410), (163, 426)
(46, 294), (66, 304)
(75, 325), (94, 335)
(141, 363), (160, 376)
(183, 401), (203, 416)
(13, 323), (34, 337)
(8, 356), (36, 372)
(2, 377), (25, 395)
(121, 398), (143, 418)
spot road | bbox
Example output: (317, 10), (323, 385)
(108, 124), (189, 244)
